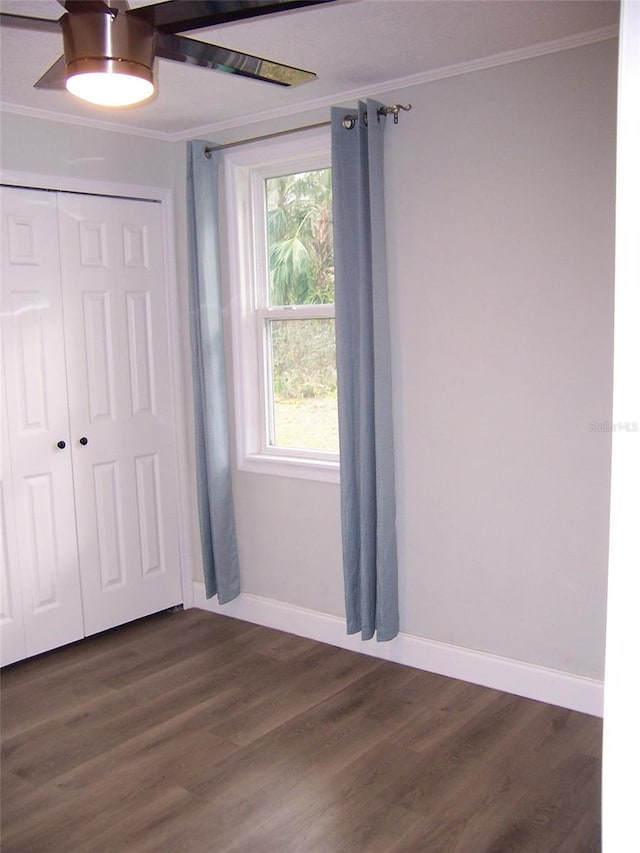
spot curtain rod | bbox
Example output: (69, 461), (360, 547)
(203, 103), (411, 158)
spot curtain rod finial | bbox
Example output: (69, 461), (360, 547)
(377, 103), (412, 124)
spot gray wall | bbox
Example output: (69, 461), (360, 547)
(0, 37), (617, 680)
(386, 41), (615, 677)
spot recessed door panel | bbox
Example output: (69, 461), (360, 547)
(122, 222), (149, 269)
(7, 213), (40, 265)
(78, 220), (107, 267)
(93, 461), (127, 590)
(83, 291), (116, 422)
(135, 453), (163, 576)
(12, 292), (49, 432)
(127, 291), (156, 416)
(23, 473), (58, 608)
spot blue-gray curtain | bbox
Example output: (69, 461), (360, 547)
(187, 140), (240, 603)
(331, 101), (399, 642)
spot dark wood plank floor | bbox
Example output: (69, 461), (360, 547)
(1, 608), (602, 852)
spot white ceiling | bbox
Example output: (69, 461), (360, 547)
(0, 0), (620, 140)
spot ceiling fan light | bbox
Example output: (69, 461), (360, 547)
(66, 60), (154, 107)
(61, 9), (155, 107)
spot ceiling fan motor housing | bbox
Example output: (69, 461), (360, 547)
(61, 9), (155, 83)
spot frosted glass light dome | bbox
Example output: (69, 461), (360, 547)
(66, 68), (154, 107)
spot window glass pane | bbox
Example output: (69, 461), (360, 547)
(268, 318), (338, 453)
(265, 169), (334, 306)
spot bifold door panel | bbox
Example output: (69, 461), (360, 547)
(1, 188), (85, 663)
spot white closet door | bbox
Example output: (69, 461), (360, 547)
(57, 193), (182, 635)
(0, 187), (85, 663)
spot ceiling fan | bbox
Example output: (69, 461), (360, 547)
(0, 0), (335, 107)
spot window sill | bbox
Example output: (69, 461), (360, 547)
(239, 452), (340, 484)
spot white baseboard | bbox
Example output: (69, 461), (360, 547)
(192, 582), (603, 717)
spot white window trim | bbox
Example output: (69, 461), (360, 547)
(224, 128), (339, 483)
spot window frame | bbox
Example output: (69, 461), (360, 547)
(224, 129), (340, 483)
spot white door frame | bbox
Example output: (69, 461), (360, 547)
(1, 168), (194, 611)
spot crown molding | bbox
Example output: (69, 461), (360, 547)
(0, 25), (618, 143)
(0, 101), (172, 141)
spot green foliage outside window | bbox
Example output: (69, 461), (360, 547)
(270, 319), (336, 400)
(269, 318), (338, 452)
(266, 169), (334, 306)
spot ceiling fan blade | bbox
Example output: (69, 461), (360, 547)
(0, 12), (62, 34)
(130, 0), (335, 36)
(34, 56), (68, 90)
(155, 31), (315, 86)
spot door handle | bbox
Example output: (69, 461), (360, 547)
(79, 437), (88, 446)
(57, 440), (66, 450)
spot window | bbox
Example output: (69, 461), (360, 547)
(225, 130), (339, 482)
